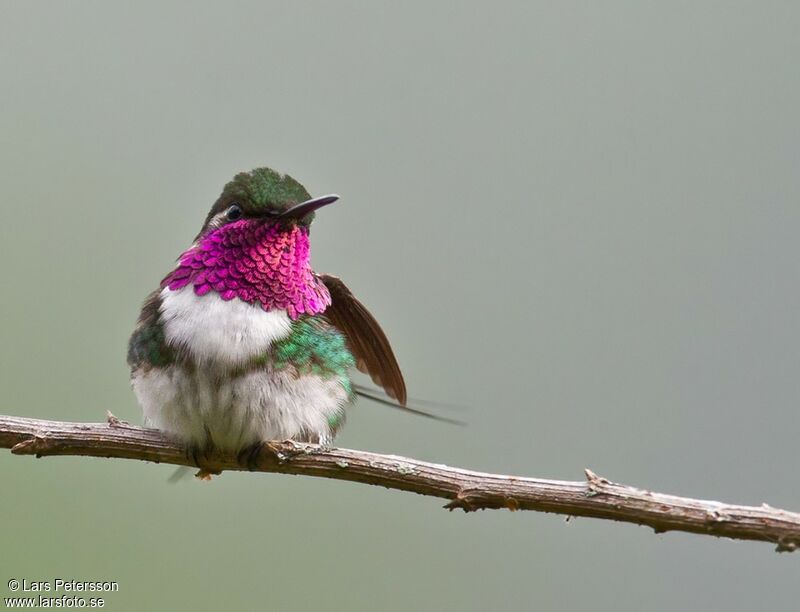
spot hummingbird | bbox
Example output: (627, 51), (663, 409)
(127, 167), (419, 465)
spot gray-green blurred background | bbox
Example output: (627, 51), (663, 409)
(1, 2), (798, 610)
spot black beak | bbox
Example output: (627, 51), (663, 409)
(279, 194), (339, 219)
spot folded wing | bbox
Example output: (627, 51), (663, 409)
(318, 274), (407, 405)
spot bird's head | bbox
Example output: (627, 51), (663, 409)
(162, 167), (337, 318)
(199, 167), (338, 235)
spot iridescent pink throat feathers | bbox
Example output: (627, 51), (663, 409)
(162, 220), (331, 319)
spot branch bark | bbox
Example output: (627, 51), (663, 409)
(1, 413), (798, 552)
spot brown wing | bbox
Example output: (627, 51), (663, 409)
(318, 274), (407, 405)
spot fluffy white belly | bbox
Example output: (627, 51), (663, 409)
(133, 365), (347, 449)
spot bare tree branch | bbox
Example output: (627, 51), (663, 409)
(1, 413), (798, 551)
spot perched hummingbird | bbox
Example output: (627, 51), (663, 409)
(127, 167), (414, 463)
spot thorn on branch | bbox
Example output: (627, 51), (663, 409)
(775, 538), (798, 553)
(106, 411), (129, 427)
(584, 468), (609, 485)
(444, 490), (481, 512)
(584, 468), (611, 497)
(11, 435), (48, 457)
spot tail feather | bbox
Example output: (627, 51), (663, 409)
(352, 383), (467, 426)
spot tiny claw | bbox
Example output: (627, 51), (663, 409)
(236, 441), (266, 471)
(186, 441), (217, 473)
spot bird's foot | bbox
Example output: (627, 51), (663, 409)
(236, 441), (266, 472)
(186, 443), (220, 480)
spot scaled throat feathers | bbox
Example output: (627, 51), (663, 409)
(162, 220), (331, 320)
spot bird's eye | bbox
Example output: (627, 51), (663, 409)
(226, 204), (243, 221)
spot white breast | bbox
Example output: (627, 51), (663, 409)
(159, 286), (292, 364)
